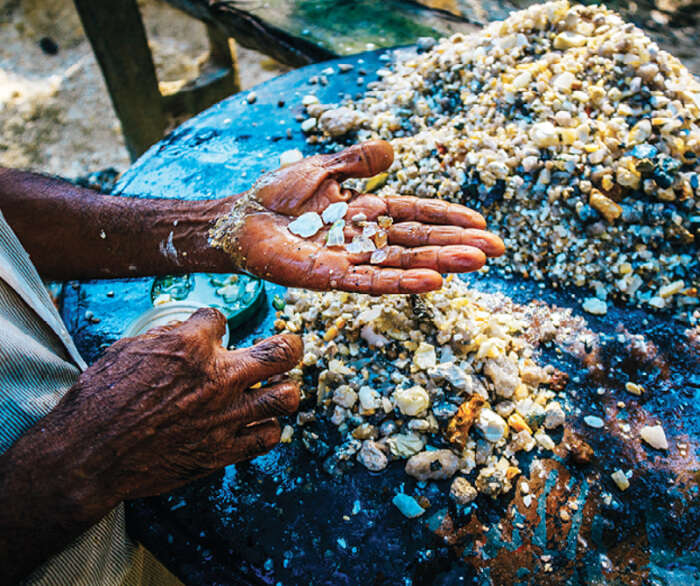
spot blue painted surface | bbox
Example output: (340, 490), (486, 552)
(60, 48), (700, 584)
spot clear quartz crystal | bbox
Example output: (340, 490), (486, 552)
(288, 212), (323, 238)
(346, 235), (376, 254)
(326, 220), (346, 247)
(362, 222), (378, 238)
(321, 202), (348, 224)
(370, 248), (388, 264)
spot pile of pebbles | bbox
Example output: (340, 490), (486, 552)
(277, 276), (587, 503)
(299, 1), (700, 323)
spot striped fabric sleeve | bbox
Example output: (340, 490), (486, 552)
(0, 212), (150, 585)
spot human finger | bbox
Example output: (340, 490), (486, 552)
(336, 266), (443, 294)
(212, 419), (281, 466)
(235, 381), (300, 425)
(322, 140), (394, 181)
(387, 223), (505, 256)
(225, 334), (303, 389)
(294, 180), (353, 215)
(177, 307), (228, 343)
(346, 194), (487, 229)
(347, 244), (486, 273)
(141, 322), (182, 338)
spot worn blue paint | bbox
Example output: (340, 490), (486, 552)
(61, 47), (700, 584)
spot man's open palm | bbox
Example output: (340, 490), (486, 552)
(214, 140), (505, 294)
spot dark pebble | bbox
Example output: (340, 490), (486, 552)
(586, 222), (606, 236)
(39, 37), (59, 55)
(620, 204), (642, 223)
(653, 170), (674, 189)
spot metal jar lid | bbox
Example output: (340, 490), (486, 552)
(124, 301), (230, 346)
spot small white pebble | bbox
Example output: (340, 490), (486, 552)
(582, 298), (608, 315)
(584, 415), (605, 429)
(362, 222), (378, 238)
(279, 148), (304, 168)
(246, 92), (257, 104)
(280, 424), (294, 443)
(345, 236), (376, 254)
(640, 424), (668, 450)
(302, 94), (319, 106)
(301, 118), (317, 132)
(648, 296), (666, 309)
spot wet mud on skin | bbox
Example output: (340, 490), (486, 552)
(62, 50), (699, 584)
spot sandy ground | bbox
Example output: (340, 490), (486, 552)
(1, 0), (698, 180)
(0, 0), (287, 178)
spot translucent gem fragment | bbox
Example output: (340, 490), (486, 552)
(326, 219), (346, 247)
(288, 212), (323, 238)
(321, 202), (348, 225)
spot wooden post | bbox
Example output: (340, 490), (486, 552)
(73, 0), (167, 160)
(161, 24), (241, 119)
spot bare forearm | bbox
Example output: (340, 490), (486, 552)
(0, 167), (236, 279)
(0, 412), (115, 584)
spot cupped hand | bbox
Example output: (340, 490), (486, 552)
(211, 140), (505, 294)
(43, 308), (302, 503)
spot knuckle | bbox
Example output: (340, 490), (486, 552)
(265, 382), (300, 415)
(254, 334), (302, 366)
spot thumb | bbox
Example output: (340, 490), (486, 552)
(322, 140), (394, 181)
(177, 307), (227, 344)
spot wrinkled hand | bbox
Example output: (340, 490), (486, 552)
(37, 308), (302, 505)
(214, 140), (505, 294)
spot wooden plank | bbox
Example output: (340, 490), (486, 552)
(162, 26), (241, 119)
(165, 0), (482, 67)
(73, 0), (167, 159)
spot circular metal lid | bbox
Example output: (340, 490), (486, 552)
(124, 301), (230, 346)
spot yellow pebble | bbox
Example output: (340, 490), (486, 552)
(324, 325), (339, 341)
(589, 189), (622, 223)
(508, 412), (532, 434)
(625, 382), (644, 396)
(365, 172), (388, 193)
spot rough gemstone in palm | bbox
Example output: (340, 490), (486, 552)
(346, 235), (376, 253)
(362, 222), (378, 238)
(370, 248), (388, 264)
(288, 212), (323, 238)
(321, 201), (349, 225)
(326, 219), (346, 247)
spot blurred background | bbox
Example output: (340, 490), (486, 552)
(1, 0), (698, 180)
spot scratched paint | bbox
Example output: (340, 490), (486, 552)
(63, 50), (700, 584)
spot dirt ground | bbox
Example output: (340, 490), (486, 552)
(0, 0), (287, 178)
(1, 0), (698, 180)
